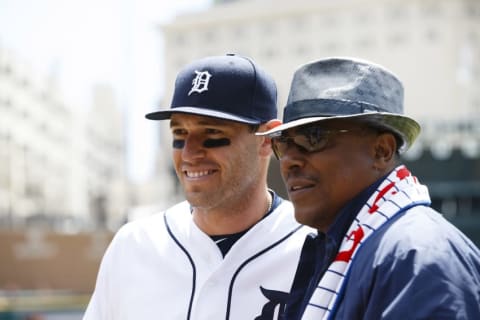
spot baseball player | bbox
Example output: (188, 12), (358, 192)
(83, 54), (313, 320)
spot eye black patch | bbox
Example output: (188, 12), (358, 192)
(172, 140), (185, 149)
(203, 138), (231, 148)
(172, 138), (231, 149)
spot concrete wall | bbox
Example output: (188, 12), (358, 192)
(0, 230), (112, 293)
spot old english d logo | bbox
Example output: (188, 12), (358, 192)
(255, 286), (289, 319)
(188, 70), (212, 95)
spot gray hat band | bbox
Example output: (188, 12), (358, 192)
(284, 99), (384, 122)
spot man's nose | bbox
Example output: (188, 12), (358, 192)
(279, 144), (306, 174)
(181, 135), (206, 161)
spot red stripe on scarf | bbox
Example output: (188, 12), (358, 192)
(335, 226), (364, 263)
(369, 168), (411, 214)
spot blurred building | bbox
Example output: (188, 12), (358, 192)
(156, 0), (480, 242)
(0, 47), (131, 232)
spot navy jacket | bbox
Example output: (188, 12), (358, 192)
(284, 180), (480, 319)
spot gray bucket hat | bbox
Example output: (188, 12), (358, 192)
(259, 57), (420, 153)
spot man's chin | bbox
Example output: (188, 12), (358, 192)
(186, 193), (213, 208)
(294, 207), (327, 230)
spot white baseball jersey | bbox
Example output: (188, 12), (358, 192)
(83, 197), (312, 320)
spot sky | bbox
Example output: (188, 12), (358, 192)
(0, 0), (213, 182)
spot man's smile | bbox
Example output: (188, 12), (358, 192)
(184, 169), (217, 178)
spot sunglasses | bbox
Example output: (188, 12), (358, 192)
(271, 126), (356, 159)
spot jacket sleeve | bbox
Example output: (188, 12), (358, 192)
(363, 243), (480, 319)
(337, 207), (480, 319)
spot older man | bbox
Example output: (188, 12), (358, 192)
(259, 57), (480, 319)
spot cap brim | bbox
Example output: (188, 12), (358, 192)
(145, 106), (261, 124)
(257, 112), (421, 153)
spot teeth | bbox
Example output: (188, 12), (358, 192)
(292, 186), (302, 191)
(186, 170), (211, 178)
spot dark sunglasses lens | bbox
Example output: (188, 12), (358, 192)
(271, 132), (328, 159)
(293, 135), (318, 151)
(272, 127), (351, 158)
(296, 127), (329, 152)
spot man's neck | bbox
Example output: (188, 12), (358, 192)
(192, 189), (272, 236)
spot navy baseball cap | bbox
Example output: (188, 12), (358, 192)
(145, 54), (278, 124)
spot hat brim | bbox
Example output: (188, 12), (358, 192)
(145, 106), (262, 124)
(257, 112), (420, 153)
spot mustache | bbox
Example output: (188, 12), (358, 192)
(283, 171), (318, 183)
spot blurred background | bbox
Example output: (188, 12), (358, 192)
(0, 0), (479, 318)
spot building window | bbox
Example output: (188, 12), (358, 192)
(387, 32), (407, 46)
(40, 91), (49, 101)
(262, 47), (277, 59)
(420, 1), (442, 18)
(261, 21), (275, 35)
(230, 47), (250, 57)
(203, 30), (216, 42)
(232, 25), (247, 39)
(2, 64), (12, 76)
(356, 36), (375, 49)
(425, 28), (439, 42)
(4, 98), (12, 108)
(290, 16), (306, 31)
(320, 41), (341, 53)
(467, 30), (479, 43)
(293, 44), (311, 57)
(175, 59), (187, 71)
(174, 33), (186, 47)
(386, 4), (409, 21)
(466, 2), (480, 19)
(319, 15), (339, 28)
(20, 78), (29, 88)
(472, 97), (480, 112)
(354, 11), (373, 24)
(21, 107), (29, 120)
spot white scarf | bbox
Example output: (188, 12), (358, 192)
(301, 165), (431, 320)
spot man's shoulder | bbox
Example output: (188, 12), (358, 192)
(382, 205), (474, 247)
(361, 205), (480, 266)
(115, 201), (190, 239)
(344, 205), (480, 319)
(266, 199), (315, 237)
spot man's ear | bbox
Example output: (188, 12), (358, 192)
(264, 119), (282, 131)
(372, 132), (397, 170)
(258, 119), (282, 156)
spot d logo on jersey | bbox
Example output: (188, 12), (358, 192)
(188, 70), (212, 95)
(255, 287), (289, 320)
